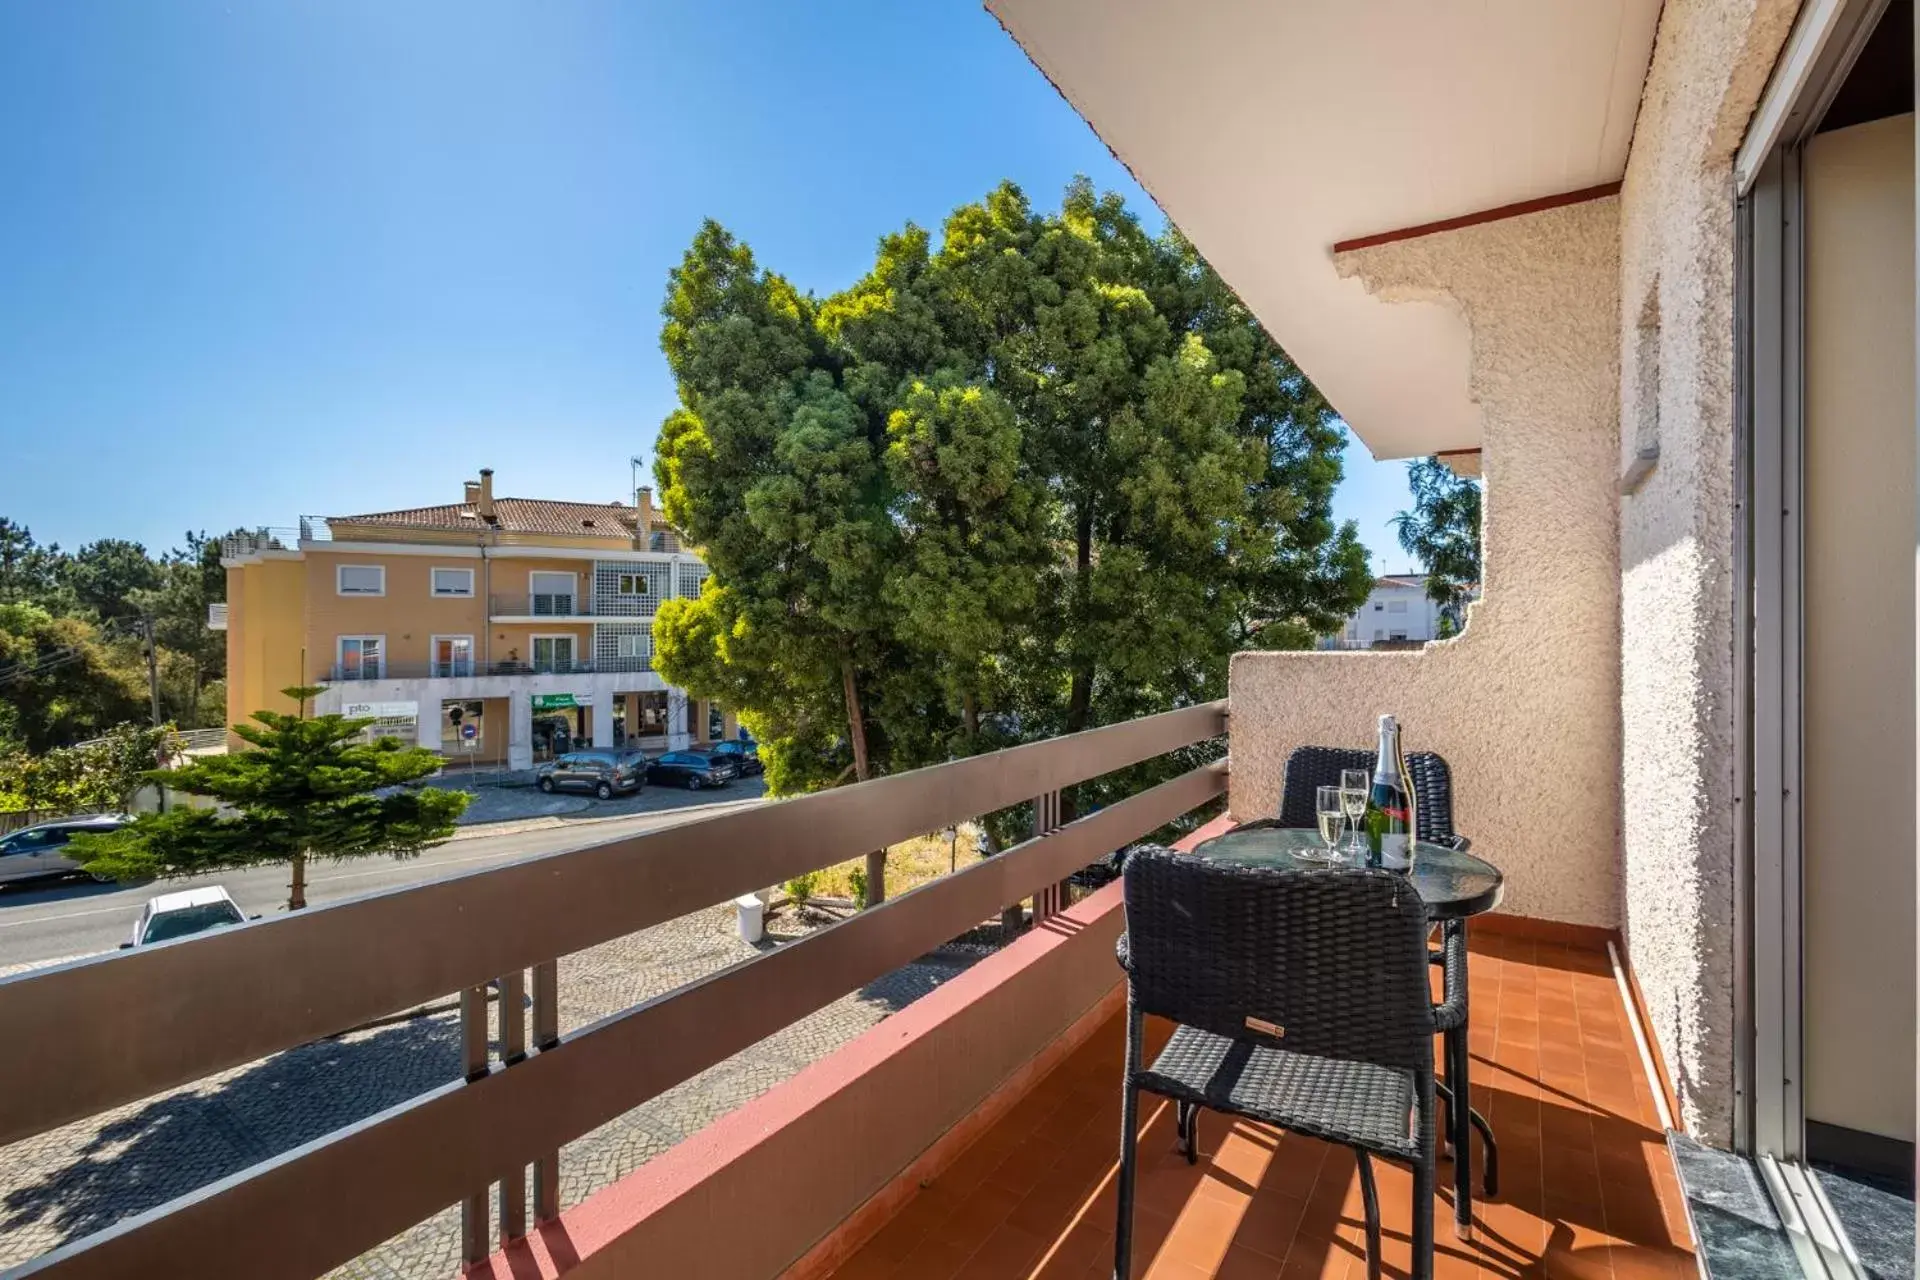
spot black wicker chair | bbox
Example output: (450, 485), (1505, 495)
(1115, 847), (1456, 1280)
(1275, 745), (1498, 1234)
(1275, 744), (1469, 850)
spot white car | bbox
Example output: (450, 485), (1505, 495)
(123, 886), (249, 948)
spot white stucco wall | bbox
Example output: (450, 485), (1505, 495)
(1616, 0), (1796, 1144)
(1229, 196), (1623, 929)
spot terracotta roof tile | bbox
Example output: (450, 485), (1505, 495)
(330, 498), (641, 539)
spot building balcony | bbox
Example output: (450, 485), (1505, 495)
(0, 703), (1701, 1279)
(318, 657), (653, 683)
(487, 593), (661, 621)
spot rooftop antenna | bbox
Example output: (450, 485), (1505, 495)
(630, 454), (646, 501)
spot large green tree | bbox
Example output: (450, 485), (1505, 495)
(71, 688), (468, 911)
(654, 179), (1371, 901)
(0, 523), (232, 745)
(0, 604), (148, 752)
(1391, 457), (1482, 633)
(64, 538), (163, 626)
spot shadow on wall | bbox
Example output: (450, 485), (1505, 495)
(0, 1015), (464, 1254)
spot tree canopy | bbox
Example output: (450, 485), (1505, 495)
(71, 688), (469, 911)
(1390, 457), (1483, 632)
(0, 522), (231, 753)
(653, 179), (1372, 883)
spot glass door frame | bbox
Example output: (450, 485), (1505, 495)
(1736, 0), (1906, 1167)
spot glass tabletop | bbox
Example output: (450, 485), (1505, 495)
(1189, 820), (1504, 920)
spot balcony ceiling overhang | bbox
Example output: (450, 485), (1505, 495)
(986, 0), (1662, 460)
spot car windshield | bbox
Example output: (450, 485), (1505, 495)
(143, 903), (245, 944)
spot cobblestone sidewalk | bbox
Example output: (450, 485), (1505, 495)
(0, 902), (980, 1279)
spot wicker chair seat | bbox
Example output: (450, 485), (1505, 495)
(1140, 1025), (1420, 1158)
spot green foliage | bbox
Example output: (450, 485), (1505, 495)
(1391, 458), (1482, 624)
(847, 866), (869, 911)
(784, 869), (819, 907)
(0, 522), (235, 746)
(69, 688), (468, 910)
(0, 723), (178, 813)
(652, 179), (1372, 837)
(66, 539), (162, 626)
(0, 603), (147, 751)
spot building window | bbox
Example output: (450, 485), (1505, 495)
(1387, 599), (1409, 614)
(337, 635), (384, 680)
(617, 572), (650, 597)
(337, 565), (385, 597)
(529, 571), (576, 616)
(431, 635), (473, 677)
(531, 635), (577, 673)
(1373, 602), (1384, 611)
(1389, 631), (1408, 641)
(615, 633), (647, 659)
(431, 567), (475, 598)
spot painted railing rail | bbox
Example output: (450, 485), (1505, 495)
(0, 702), (1227, 1280)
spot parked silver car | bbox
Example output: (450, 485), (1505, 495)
(534, 748), (646, 800)
(0, 814), (131, 886)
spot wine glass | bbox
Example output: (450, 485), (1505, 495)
(1340, 769), (1370, 857)
(1307, 786), (1345, 863)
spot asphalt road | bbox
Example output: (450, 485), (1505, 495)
(0, 789), (767, 971)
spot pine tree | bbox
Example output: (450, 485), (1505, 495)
(69, 688), (468, 911)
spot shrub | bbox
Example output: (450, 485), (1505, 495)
(785, 869), (820, 907)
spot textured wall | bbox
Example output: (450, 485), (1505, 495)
(1616, 0), (1796, 1144)
(1230, 196), (1623, 928)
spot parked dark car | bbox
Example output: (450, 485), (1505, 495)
(701, 740), (763, 776)
(0, 813), (133, 886)
(534, 748), (645, 799)
(646, 750), (738, 791)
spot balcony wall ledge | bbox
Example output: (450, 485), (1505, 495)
(465, 812), (1239, 1280)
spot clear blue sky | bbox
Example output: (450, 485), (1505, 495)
(0, 0), (1418, 575)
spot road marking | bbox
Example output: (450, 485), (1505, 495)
(0, 902), (135, 930)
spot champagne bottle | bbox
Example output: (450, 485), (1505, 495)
(1365, 714), (1413, 869)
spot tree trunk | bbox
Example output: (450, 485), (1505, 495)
(842, 655), (886, 908)
(288, 852), (307, 912)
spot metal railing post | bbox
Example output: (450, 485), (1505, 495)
(459, 985), (492, 1265)
(498, 970), (528, 1244)
(1031, 790), (1066, 921)
(531, 960), (561, 1222)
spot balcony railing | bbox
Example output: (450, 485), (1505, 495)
(0, 702), (1227, 1278)
(487, 592), (660, 618)
(318, 657), (653, 682)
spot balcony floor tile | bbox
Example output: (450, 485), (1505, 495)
(824, 931), (1690, 1280)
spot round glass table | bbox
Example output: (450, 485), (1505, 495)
(1188, 819), (1504, 920)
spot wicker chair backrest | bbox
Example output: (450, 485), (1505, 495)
(1121, 848), (1436, 1071)
(1276, 745), (1460, 847)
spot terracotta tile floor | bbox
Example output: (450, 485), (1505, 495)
(827, 930), (1692, 1280)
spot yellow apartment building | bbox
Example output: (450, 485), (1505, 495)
(216, 468), (733, 769)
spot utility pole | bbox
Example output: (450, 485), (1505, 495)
(139, 613), (162, 728)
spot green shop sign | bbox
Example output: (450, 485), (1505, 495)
(531, 693), (582, 711)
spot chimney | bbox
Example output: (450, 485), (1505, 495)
(477, 469), (496, 521)
(634, 486), (654, 547)
(463, 480), (480, 507)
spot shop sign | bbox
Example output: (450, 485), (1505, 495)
(531, 693), (581, 711)
(342, 701), (419, 722)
